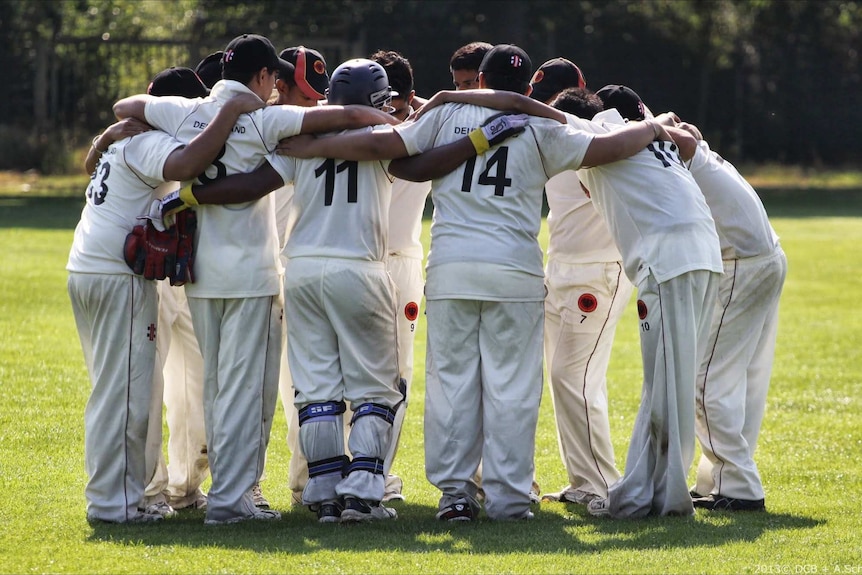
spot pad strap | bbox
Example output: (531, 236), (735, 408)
(345, 456), (385, 476)
(349, 402), (397, 426)
(298, 400), (347, 426)
(308, 455), (349, 479)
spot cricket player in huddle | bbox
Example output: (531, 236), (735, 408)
(370, 49), (432, 502)
(269, 44), (333, 508)
(112, 33), (398, 525)
(667, 121), (787, 513)
(271, 59), (404, 522)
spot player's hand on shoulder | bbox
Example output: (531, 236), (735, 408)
(481, 112), (530, 146)
(105, 117), (153, 144)
(276, 134), (317, 158)
(224, 92), (266, 115)
(653, 111), (680, 127)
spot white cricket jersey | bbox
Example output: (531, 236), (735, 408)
(67, 131), (183, 275)
(577, 109), (722, 285)
(143, 80), (306, 298)
(687, 140), (779, 259)
(273, 182), (297, 252)
(268, 126), (394, 261)
(546, 170), (623, 264)
(393, 103), (595, 301)
(388, 178), (431, 259)
(546, 113), (623, 263)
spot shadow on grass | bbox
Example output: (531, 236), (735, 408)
(85, 501), (822, 555)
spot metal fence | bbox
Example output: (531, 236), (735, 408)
(34, 35), (358, 134)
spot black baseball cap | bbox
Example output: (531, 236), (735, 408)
(221, 34), (291, 76)
(596, 84), (647, 121)
(530, 58), (587, 103)
(280, 46), (330, 100)
(147, 67), (209, 98)
(478, 44), (532, 84)
(195, 51), (224, 89)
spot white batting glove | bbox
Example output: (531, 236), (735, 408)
(469, 113), (530, 154)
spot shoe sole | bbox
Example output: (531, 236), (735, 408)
(340, 509), (396, 522)
(693, 497), (766, 512)
(543, 496), (595, 505)
(340, 510), (374, 523)
(205, 512), (281, 525)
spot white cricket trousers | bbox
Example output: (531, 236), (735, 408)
(694, 246), (787, 500)
(282, 254), (422, 494)
(425, 298), (544, 520)
(284, 257), (403, 504)
(607, 269), (720, 518)
(383, 253), (424, 475)
(69, 273), (158, 522)
(544, 260), (633, 497)
(143, 284), (208, 507)
(188, 295), (281, 523)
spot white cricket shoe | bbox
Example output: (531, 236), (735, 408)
(383, 474), (405, 502)
(587, 497), (611, 517)
(340, 496), (397, 523)
(250, 483), (270, 509)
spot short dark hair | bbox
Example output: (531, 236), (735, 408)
(370, 49), (414, 96)
(550, 87), (604, 119)
(449, 41), (493, 71)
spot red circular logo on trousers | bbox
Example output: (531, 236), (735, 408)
(578, 293), (598, 313)
(637, 299), (648, 320)
(404, 302), (419, 321)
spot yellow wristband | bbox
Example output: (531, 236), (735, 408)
(468, 128), (490, 155)
(179, 184), (199, 206)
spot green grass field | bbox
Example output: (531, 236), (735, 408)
(0, 189), (860, 575)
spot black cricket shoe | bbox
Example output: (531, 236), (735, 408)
(435, 498), (476, 522)
(692, 494), (766, 512)
(312, 499), (343, 524)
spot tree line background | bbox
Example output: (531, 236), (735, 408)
(2, 0), (859, 173)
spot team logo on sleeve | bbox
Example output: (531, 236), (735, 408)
(637, 300), (648, 320)
(404, 302), (419, 322)
(577, 293), (598, 313)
